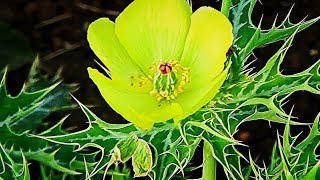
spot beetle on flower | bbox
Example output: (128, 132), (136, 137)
(87, 0), (233, 130)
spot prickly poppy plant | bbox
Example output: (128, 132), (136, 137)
(0, 0), (319, 179)
(87, 0), (233, 130)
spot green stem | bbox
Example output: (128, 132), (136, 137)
(202, 140), (216, 180)
(221, 0), (232, 18)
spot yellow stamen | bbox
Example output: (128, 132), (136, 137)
(149, 60), (190, 101)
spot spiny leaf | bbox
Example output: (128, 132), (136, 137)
(198, 29), (320, 178)
(0, 144), (30, 180)
(247, 114), (320, 179)
(0, 67), (58, 134)
(214, 33), (319, 133)
(229, 0), (319, 81)
(0, 59), (77, 134)
(36, 99), (201, 180)
(0, 62), (89, 176)
(231, 0), (319, 57)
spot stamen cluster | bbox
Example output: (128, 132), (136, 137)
(150, 61), (190, 101)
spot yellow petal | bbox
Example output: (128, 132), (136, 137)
(174, 65), (230, 123)
(87, 18), (144, 83)
(88, 68), (182, 130)
(115, 0), (192, 74)
(180, 7), (233, 90)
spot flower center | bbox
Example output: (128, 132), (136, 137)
(149, 61), (190, 101)
(159, 63), (172, 74)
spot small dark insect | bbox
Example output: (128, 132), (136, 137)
(226, 46), (235, 56)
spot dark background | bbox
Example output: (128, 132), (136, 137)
(0, 0), (319, 179)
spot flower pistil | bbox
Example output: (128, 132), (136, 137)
(150, 60), (190, 101)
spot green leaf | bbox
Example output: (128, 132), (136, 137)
(229, 0), (320, 80)
(196, 30), (320, 178)
(0, 61), (89, 176)
(214, 33), (319, 132)
(247, 114), (320, 179)
(36, 99), (201, 180)
(0, 59), (77, 134)
(0, 144), (30, 180)
(0, 67), (58, 134)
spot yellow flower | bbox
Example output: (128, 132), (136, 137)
(87, 0), (233, 130)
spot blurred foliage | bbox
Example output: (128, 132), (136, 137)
(0, 22), (35, 70)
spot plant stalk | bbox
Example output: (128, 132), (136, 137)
(221, 0), (232, 18)
(202, 140), (216, 180)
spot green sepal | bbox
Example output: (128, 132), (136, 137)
(113, 133), (139, 163)
(132, 139), (153, 177)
